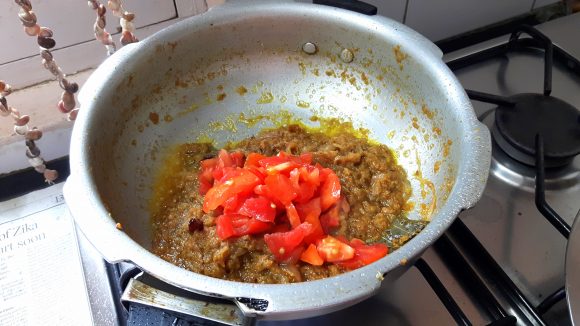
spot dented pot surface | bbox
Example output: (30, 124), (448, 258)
(64, 1), (491, 320)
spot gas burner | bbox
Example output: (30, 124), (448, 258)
(492, 93), (580, 168)
(449, 24), (580, 170)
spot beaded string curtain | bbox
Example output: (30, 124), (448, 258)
(0, 0), (138, 183)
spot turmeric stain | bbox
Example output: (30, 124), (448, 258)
(149, 112), (159, 125)
(421, 104), (435, 119)
(393, 45), (409, 70)
(236, 86), (248, 96)
(443, 139), (453, 157)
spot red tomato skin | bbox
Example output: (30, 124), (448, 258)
(200, 157), (218, 169)
(295, 182), (317, 203)
(289, 168), (300, 189)
(264, 222), (313, 261)
(320, 171), (341, 211)
(285, 203), (302, 229)
(226, 214), (273, 237)
(295, 197), (324, 244)
(238, 196), (276, 223)
(199, 179), (213, 195)
(199, 158), (218, 194)
(264, 174), (297, 205)
(229, 151), (245, 167)
(299, 152), (313, 164)
(215, 215), (234, 240)
(336, 240), (389, 270)
(203, 170), (260, 213)
(218, 149), (233, 167)
(320, 203), (340, 234)
(246, 166), (266, 182)
(245, 153), (266, 168)
(300, 243), (324, 266)
(299, 166), (320, 187)
(223, 193), (254, 214)
(302, 213), (324, 244)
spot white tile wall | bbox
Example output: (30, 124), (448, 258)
(0, 1), (177, 65)
(404, 0), (534, 41)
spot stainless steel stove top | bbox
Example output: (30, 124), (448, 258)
(448, 13), (580, 325)
(3, 11), (580, 326)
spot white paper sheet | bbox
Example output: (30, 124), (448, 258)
(0, 184), (93, 326)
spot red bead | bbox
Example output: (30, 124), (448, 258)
(58, 100), (71, 113)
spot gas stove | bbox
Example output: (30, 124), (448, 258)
(1, 11), (580, 326)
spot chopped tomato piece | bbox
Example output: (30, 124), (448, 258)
(201, 150), (369, 269)
(336, 239), (389, 269)
(302, 213), (324, 244)
(299, 152), (313, 164)
(316, 235), (355, 262)
(215, 215), (234, 240)
(246, 166), (266, 182)
(299, 166), (320, 186)
(203, 169), (261, 212)
(229, 214), (272, 236)
(266, 162), (297, 175)
(214, 164), (244, 182)
(264, 174), (297, 205)
(300, 243), (324, 266)
(259, 151), (312, 175)
(258, 152), (288, 167)
(289, 168), (300, 189)
(200, 157), (218, 169)
(264, 222), (313, 262)
(229, 151), (245, 167)
(320, 171), (341, 211)
(199, 178), (213, 195)
(285, 203), (301, 229)
(199, 157), (219, 194)
(222, 193), (249, 214)
(317, 165), (331, 182)
(216, 166), (242, 183)
(296, 182), (317, 203)
(253, 184), (284, 212)
(238, 196), (277, 223)
(320, 203), (340, 234)
(245, 153), (266, 168)
(295, 197), (321, 221)
(218, 149), (234, 168)
(296, 197), (324, 244)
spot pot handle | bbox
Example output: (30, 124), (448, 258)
(313, 0), (377, 15)
(63, 176), (130, 263)
(122, 272), (257, 325)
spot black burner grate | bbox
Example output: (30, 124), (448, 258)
(433, 24), (580, 325)
(450, 25), (580, 169)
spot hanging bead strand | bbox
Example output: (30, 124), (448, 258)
(107, 0), (138, 45)
(87, 0), (116, 55)
(14, 0), (80, 122)
(0, 81), (58, 184)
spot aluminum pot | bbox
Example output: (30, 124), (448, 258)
(64, 0), (491, 321)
